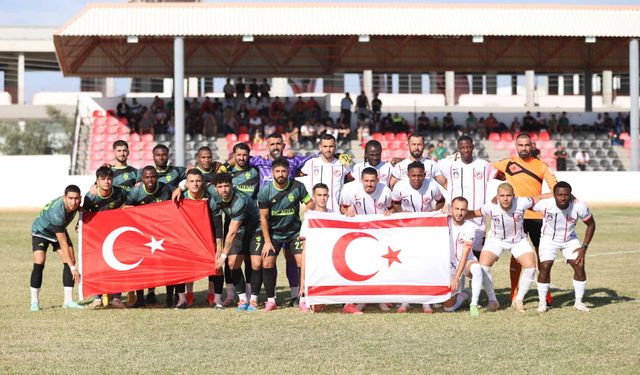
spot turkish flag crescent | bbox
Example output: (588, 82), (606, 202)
(304, 211), (452, 305)
(79, 200), (217, 299)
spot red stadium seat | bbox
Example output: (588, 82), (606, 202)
(500, 132), (513, 142)
(118, 117), (128, 126)
(381, 150), (393, 160)
(130, 151), (144, 161)
(396, 133), (408, 142)
(528, 132), (538, 142)
(129, 133), (141, 142)
(399, 142), (409, 151)
(393, 150), (405, 158)
(538, 131), (550, 141)
(488, 132), (500, 142)
(253, 142), (266, 151)
(103, 142), (113, 151)
(130, 142), (143, 151)
(238, 134), (250, 143)
(106, 117), (119, 127)
(372, 133), (383, 141)
(386, 141), (398, 151)
(143, 142), (155, 151)
(106, 109), (117, 117)
(117, 125), (130, 135)
(226, 143), (235, 152)
(238, 126), (249, 134)
(493, 141), (506, 150)
(226, 134), (238, 143)
(102, 151), (112, 161)
(92, 110), (104, 118)
(92, 134), (105, 143)
(93, 117), (107, 127)
(90, 152), (103, 161)
(620, 132), (630, 141)
(104, 133), (118, 143)
(384, 133), (395, 141)
(141, 133), (154, 143)
(91, 142), (103, 152)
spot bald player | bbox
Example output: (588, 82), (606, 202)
(493, 133), (557, 304)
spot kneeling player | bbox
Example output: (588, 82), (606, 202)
(532, 181), (596, 312)
(256, 158), (315, 312)
(466, 183), (544, 314)
(444, 197), (483, 315)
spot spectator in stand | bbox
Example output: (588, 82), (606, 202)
(313, 117), (327, 138)
(531, 142), (541, 159)
(426, 143), (435, 159)
(486, 112), (498, 134)
(417, 111), (430, 134)
(559, 112), (571, 134)
(432, 116), (441, 132)
(603, 112), (614, 133)
(443, 112), (454, 132)
(263, 116), (276, 137)
(612, 132), (625, 146)
(285, 119), (300, 148)
(222, 107), (238, 135)
(554, 144), (568, 171)
(511, 116), (521, 134)
(357, 114), (371, 141)
(548, 113), (558, 133)
(575, 149), (589, 171)
(130, 98), (142, 133)
(293, 96), (306, 126)
(522, 111), (535, 131)
(139, 107), (155, 135)
(371, 92), (382, 116)
(593, 113), (605, 133)
(252, 127), (265, 145)
(202, 108), (218, 138)
(535, 111), (547, 131)
(356, 91), (370, 119)
(223, 78), (235, 100)
(324, 118), (339, 140)
(434, 140), (447, 161)
(246, 95), (259, 113)
(248, 78), (259, 99)
(283, 97), (294, 119)
(337, 117), (351, 146)
(154, 107), (168, 135)
(340, 93), (353, 129)
(260, 78), (271, 99)
(235, 77), (246, 99)
(151, 96), (165, 114)
(300, 119), (317, 145)
(615, 112), (626, 135)
(187, 98), (201, 135)
(248, 112), (263, 139)
(477, 117), (487, 140)
(116, 97), (130, 124)
(391, 113), (407, 133)
(237, 103), (249, 126)
(258, 96), (270, 118)
(306, 96), (321, 119)
(381, 113), (392, 132)
(465, 112), (477, 134)
(270, 96), (284, 122)
(200, 96), (213, 114)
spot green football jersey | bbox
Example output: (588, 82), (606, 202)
(206, 185), (259, 232)
(154, 166), (187, 189)
(256, 180), (311, 241)
(82, 186), (128, 212)
(229, 165), (260, 200)
(32, 196), (77, 241)
(111, 165), (139, 192)
(125, 182), (172, 205)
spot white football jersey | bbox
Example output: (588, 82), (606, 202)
(340, 181), (392, 215)
(439, 155), (496, 227)
(392, 157), (443, 182)
(480, 197), (533, 243)
(533, 198), (593, 242)
(391, 178), (443, 212)
(352, 161), (393, 186)
(301, 157), (352, 213)
(449, 217), (477, 267)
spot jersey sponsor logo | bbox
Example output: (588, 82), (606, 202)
(452, 170), (460, 179)
(272, 208), (295, 216)
(474, 171), (483, 180)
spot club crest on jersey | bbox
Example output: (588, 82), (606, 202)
(380, 174), (388, 181)
(166, 175), (172, 182)
(376, 202), (384, 209)
(313, 167), (321, 176)
(423, 197), (432, 205)
(425, 171), (432, 179)
(402, 198), (409, 204)
(123, 172), (129, 180)
(508, 164), (523, 174)
(333, 169), (342, 177)
(355, 201), (362, 208)
(245, 172), (251, 178)
(567, 216), (577, 224)
(474, 171), (483, 180)
(546, 213), (554, 221)
(514, 214), (523, 222)
(452, 170), (460, 179)
(493, 216), (501, 224)
(288, 193), (295, 202)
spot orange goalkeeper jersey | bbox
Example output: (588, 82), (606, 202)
(492, 157), (557, 219)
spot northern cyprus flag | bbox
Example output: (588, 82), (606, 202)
(304, 211), (452, 305)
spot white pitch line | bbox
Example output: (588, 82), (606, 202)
(587, 249), (640, 257)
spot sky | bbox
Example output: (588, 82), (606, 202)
(1, 0), (637, 102)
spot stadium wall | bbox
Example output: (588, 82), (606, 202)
(1, 155), (638, 209)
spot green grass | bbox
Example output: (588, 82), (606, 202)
(1, 208), (639, 374)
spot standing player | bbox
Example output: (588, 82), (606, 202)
(256, 158), (315, 312)
(193, 146), (222, 183)
(124, 166), (173, 307)
(301, 134), (353, 213)
(465, 183), (545, 314)
(532, 182), (596, 312)
(150, 144), (187, 190)
(352, 140), (393, 186)
(439, 135), (496, 259)
(111, 140), (139, 193)
(211, 172), (260, 312)
(83, 166), (129, 309)
(340, 167), (393, 314)
(492, 133), (558, 304)
(389, 133), (447, 189)
(30, 185), (83, 311)
(391, 161), (445, 313)
(446, 197), (484, 316)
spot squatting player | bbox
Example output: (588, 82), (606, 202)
(30, 185), (83, 311)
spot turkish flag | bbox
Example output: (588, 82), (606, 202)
(79, 200), (217, 299)
(304, 211), (451, 305)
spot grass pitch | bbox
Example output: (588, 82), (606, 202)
(1, 208), (639, 374)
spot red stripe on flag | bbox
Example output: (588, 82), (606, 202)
(307, 285), (451, 296)
(308, 216), (447, 229)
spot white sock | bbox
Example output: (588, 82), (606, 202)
(214, 293), (222, 304)
(238, 293), (247, 303)
(399, 302), (410, 309)
(267, 297), (276, 303)
(177, 293), (186, 304)
(250, 294), (258, 302)
(356, 303), (365, 311)
(63, 287), (73, 304)
(515, 267), (536, 302)
(422, 303), (432, 310)
(290, 287), (299, 298)
(94, 295), (101, 302)
(480, 265), (497, 301)
(226, 285), (235, 298)
(444, 293), (466, 312)
(537, 282), (550, 303)
(573, 279), (587, 304)
(30, 287), (40, 304)
(470, 263), (483, 306)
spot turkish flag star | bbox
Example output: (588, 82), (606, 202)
(145, 236), (165, 254)
(382, 247), (401, 267)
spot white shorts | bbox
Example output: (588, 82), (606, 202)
(483, 237), (534, 259)
(450, 255), (478, 294)
(471, 227), (486, 252)
(539, 238), (582, 262)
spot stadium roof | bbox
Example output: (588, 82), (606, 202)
(54, 2), (640, 77)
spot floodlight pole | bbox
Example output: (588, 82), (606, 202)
(630, 39), (639, 171)
(174, 36), (185, 167)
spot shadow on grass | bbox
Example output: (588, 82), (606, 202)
(505, 287), (634, 310)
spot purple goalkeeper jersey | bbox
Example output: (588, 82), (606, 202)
(250, 154), (314, 187)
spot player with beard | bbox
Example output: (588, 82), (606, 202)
(256, 158), (315, 312)
(352, 140), (393, 186)
(532, 182), (596, 313)
(493, 133), (558, 305)
(390, 133), (447, 189)
(30, 185), (83, 311)
(110, 140), (139, 192)
(125, 166), (173, 307)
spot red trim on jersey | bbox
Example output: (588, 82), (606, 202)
(472, 167), (476, 209)
(308, 285), (450, 296)
(307, 216), (447, 229)
(564, 215), (570, 241)
(490, 210), (496, 237)
(541, 208), (547, 236)
(582, 214), (593, 222)
(512, 216), (517, 243)
(330, 165), (335, 211)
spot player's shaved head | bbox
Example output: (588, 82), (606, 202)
(496, 183), (515, 210)
(365, 140), (382, 166)
(497, 182), (514, 194)
(516, 133), (533, 159)
(451, 196), (468, 223)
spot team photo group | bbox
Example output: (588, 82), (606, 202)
(29, 131), (596, 316)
